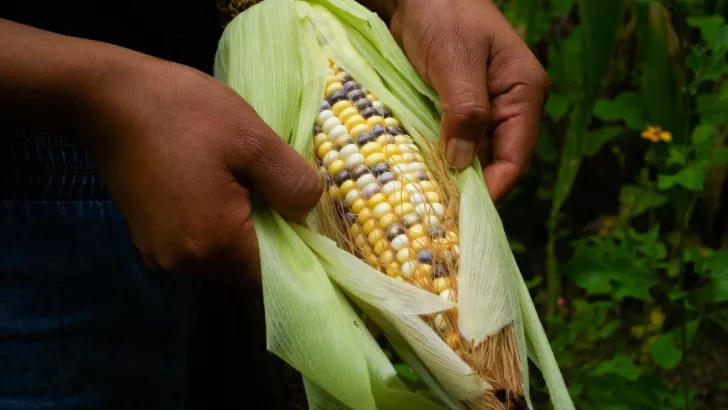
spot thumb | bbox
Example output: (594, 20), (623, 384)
(432, 56), (491, 170)
(227, 110), (323, 221)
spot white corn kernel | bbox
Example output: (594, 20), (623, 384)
(431, 203), (445, 218)
(410, 193), (426, 205)
(382, 181), (402, 196)
(439, 289), (454, 301)
(345, 189), (361, 206)
(339, 144), (360, 160)
(401, 261), (417, 277)
(405, 183), (423, 195)
(316, 110), (334, 126)
(345, 153), (365, 168)
(433, 313), (448, 331)
(322, 116), (342, 134)
(393, 163), (412, 174)
(372, 202), (393, 219)
(391, 234), (410, 251)
(372, 100), (383, 110)
(415, 203), (434, 216)
(411, 162), (426, 172)
(356, 174), (377, 190)
(322, 150), (339, 167)
(329, 125), (349, 140)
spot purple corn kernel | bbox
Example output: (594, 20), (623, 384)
(431, 264), (448, 278)
(371, 162), (390, 176)
(428, 225), (445, 238)
(320, 101), (331, 111)
(347, 89), (365, 101)
(417, 250), (433, 264)
(328, 91), (348, 105)
(355, 133), (375, 146)
(377, 172), (394, 185)
(354, 98), (373, 111)
(360, 107), (378, 119)
(416, 170), (429, 181)
(343, 81), (360, 93)
(386, 224), (405, 241)
(350, 164), (370, 180)
(386, 126), (404, 135)
(334, 170), (351, 186)
(379, 108), (392, 118)
(370, 125), (386, 136)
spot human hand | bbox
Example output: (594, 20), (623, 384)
(388, 0), (550, 202)
(79, 56), (323, 286)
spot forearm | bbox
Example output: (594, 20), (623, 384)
(0, 18), (150, 138)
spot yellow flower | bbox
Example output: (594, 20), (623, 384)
(641, 125), (671, 143)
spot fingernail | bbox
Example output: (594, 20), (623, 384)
(446, 138), (475, 169)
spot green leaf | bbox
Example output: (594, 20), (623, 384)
(658, 165), (707, 191)
(696, 93), (728, 126)
(701, 251), (728, 303)
(551, 0), (576, 16)
(720, 81), (728, 100)
(686, 15), (725, 46)
(537, 132), (558, 163)
(666, 146), (686, 166)
(593, 92), (645, 129)
(649, 333), (682, 370)
(638, 3), (688, 140)
(591, 353), (641, 381)
(545, 91), (576, 120)
(619, 185), (668, 218)
(551, 0), (626, 215)
(583, 126), (624, 156)
(692, 124), (717, 144)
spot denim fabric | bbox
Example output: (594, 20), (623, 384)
(0, 132), (200, 410)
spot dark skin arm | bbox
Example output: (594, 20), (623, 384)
(0, 18), (323, 288)
(357, 0), (551, 203)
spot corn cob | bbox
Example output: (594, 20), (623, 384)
(313, 59), (525, 410)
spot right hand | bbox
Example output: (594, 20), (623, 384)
(79, 56), (323, 287)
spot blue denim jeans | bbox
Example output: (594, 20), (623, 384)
(0, 133), (200, 409)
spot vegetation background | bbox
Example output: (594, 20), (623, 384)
(195, 1), (728, 409)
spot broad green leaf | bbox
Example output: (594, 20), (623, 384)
(545, 91), (576, 120)
(583, 126), (624, 156)
(551, 0), (625, 214)
(696, 93), (728, 126)
(593, 92), (645, 129)
(591, 353), (641, 381)
(666, 146), (686, 166)
(686, 15), (725, 46)
(619, 184), (668, 218)
(692, 124), (716, 144)
(648, 333), (681, 370)
(638, 2), (688, 141)
(658, 164), (708, 191)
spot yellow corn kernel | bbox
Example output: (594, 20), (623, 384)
(357, 208), (372, 225)
(325, 75), (338, 87)
(368, 229), (384, 246)
(380, 249), (395, 265)
(349, 223), (361, 237)
(447, 333), (461, 350)
(339, 180), (357, 196)
(414, 264), (432, 279)
(316, 141), (334, 159)
(432, 277), (451, 294)
(385, 263), (400, 277)
(415, 154), (426, 163)
(383, 144), (401, 157)
(426, 191), (441, 204)
(328, 185), (340, 200)
(365, 153), (387, 168)
(338, 106), (359, 123)
(325, 82), (344, 96)
(419, 181), (436, 192)
(411, 236), (430, 252)
(362, 219), (377, 235)
(366, 193), (387, 209)
(408, 224), (426, 239)
(351, 198), (367, 214)
(433, 238), (451, 252)
(378, 213), (398, 229)
(366, 253), (379, 267)
(360, 142), (382, 158)
(350, 124), (370, 138)
(365, 116), (385, 128)
(328, 159), (346, 176)
(366, 93), (376, 101)
(331, 100), (353, 116)
(394, 203), (415, 217)
(344, 115), (366, 130)
(446, 231), (459, 244)
(374, 239), (390, 256)
(354, 234), (368, 249)
(384, 117), (399, 127)
(388, 191), (409, 207)
(397, 248), (415, 264)
(314, 133), (329, 147)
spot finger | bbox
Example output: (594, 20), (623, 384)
(484, 83), (545, 203)
(429, 44), (491, 170)
(226, 106), (324, 222)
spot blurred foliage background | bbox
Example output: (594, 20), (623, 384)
(206, 0), (728, 409)
(489, 0), (728, 408)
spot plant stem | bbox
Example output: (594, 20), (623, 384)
(546, 218), (559, 318)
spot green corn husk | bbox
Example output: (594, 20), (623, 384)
(214, 0), (574, 409)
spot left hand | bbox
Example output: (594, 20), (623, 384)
(381, 0), (550, 203)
